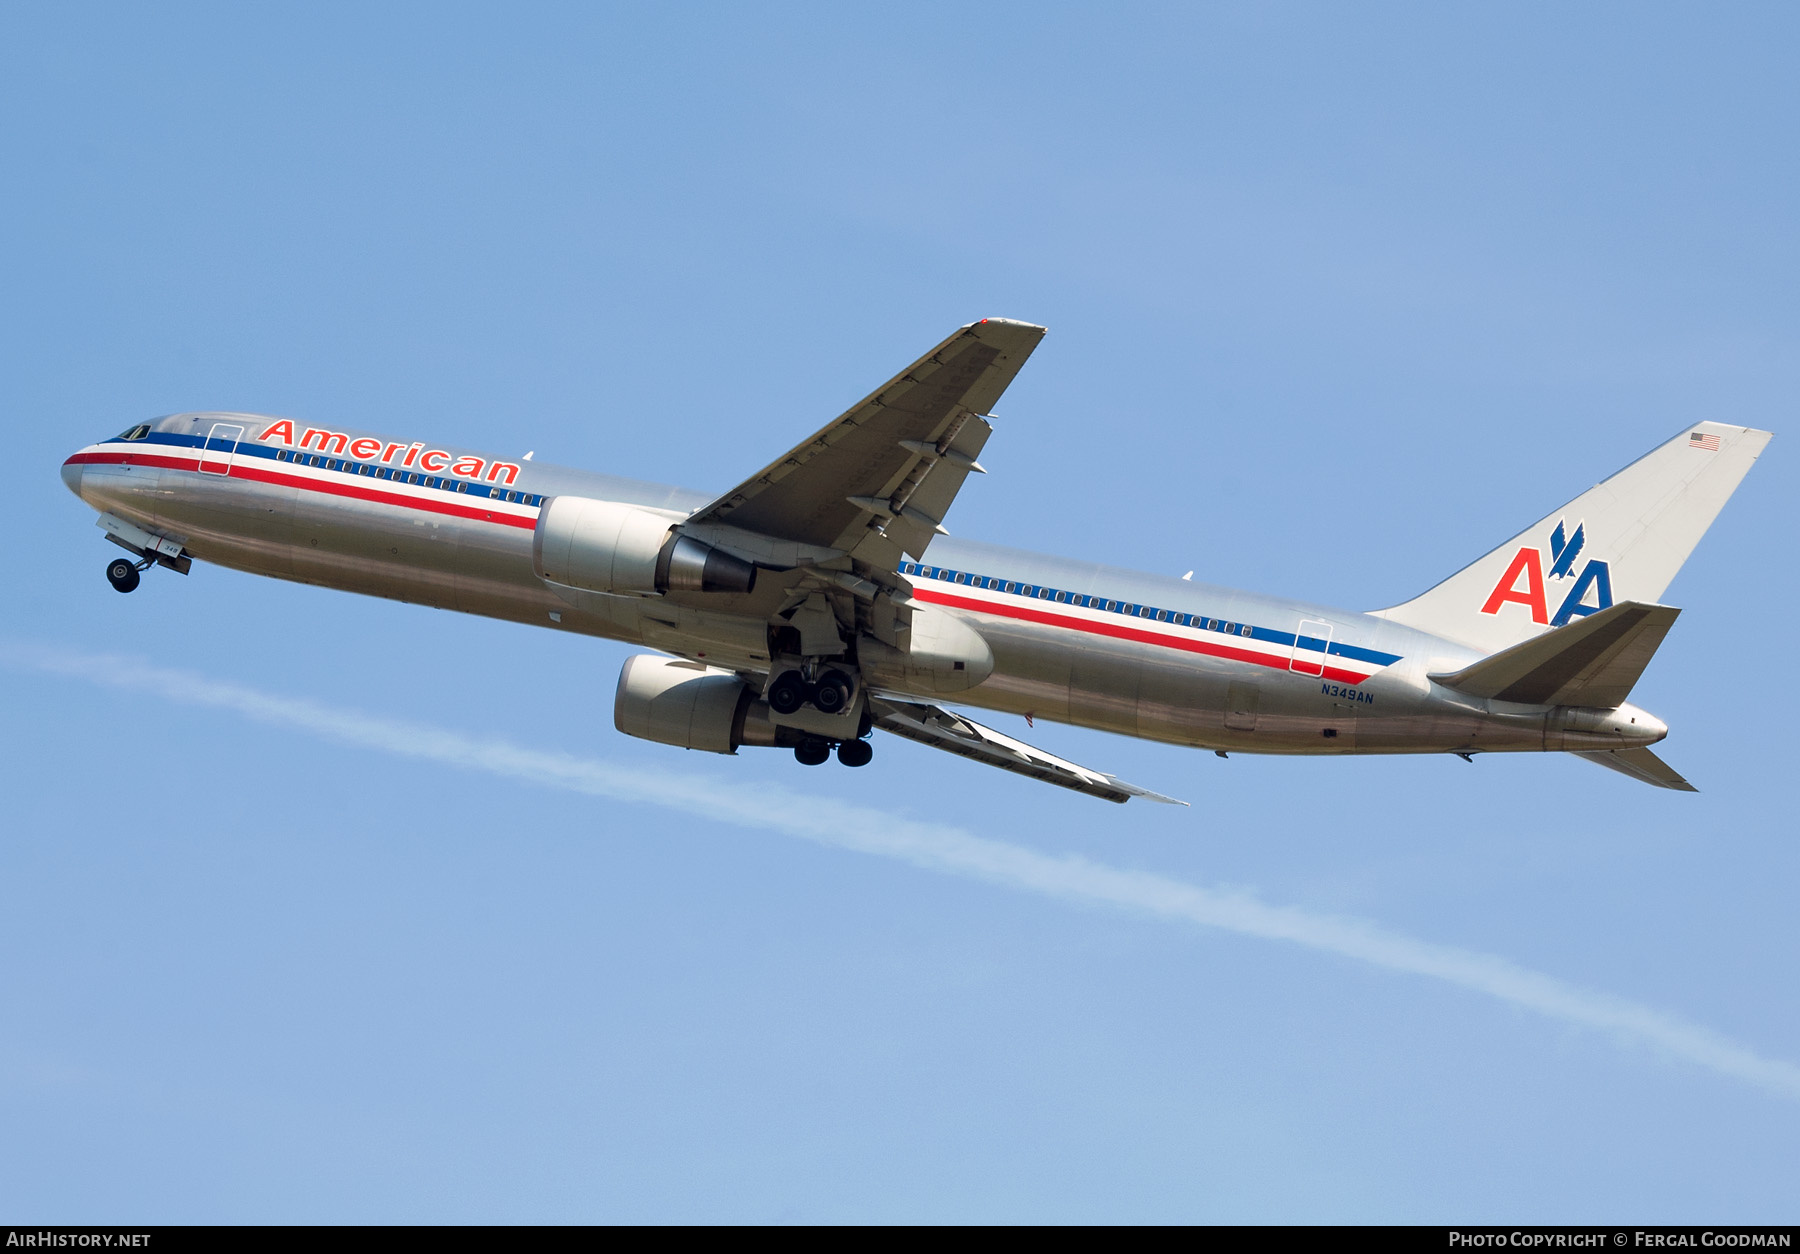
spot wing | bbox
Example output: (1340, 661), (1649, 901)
(688, 318), (1046, 564)
(871, 698), (1187, 806)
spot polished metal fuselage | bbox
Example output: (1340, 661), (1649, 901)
(63, 413), (1663, 759)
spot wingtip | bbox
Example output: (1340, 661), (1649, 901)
(969, 316), (1048, 334)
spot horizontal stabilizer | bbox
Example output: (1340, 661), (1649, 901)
(871, 698), (1186, 805)
(1576, 746), (1697, 792)
(1430, 601), (1679, 708)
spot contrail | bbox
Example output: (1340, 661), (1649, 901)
(11, 642), (1799, 1101)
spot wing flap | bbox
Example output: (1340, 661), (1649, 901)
(872, 698), (1186, 805)
(1430, 601), (1680, 708)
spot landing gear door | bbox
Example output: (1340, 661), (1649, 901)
(199, 422), (245, 475)
(1290, 618), (1334, 677)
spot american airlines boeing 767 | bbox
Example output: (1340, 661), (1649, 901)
(61, 319), (1771, 801)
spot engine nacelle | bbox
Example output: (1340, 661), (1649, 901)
(614, 654), (802, 753)
(860, 602), (994, 693)
(534, 496), (756, 596)
(614, 655), (754, 753)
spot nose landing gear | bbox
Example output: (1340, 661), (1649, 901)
(105, 557), (144, 594)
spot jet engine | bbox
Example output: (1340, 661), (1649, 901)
(614, 654), (792, 753)
(534, 496), (756, 596)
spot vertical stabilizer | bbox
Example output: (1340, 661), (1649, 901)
(1373, 422), (1771, 653)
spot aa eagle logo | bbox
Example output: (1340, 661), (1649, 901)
(1480, 520), (1614, 627)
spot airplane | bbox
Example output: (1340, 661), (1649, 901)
(60, 318), (1771, 802)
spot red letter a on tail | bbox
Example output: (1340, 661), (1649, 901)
(1479, 547), (1548, 623)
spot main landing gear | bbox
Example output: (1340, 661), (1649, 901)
(794, 736), (874, 768)
(105, 556), (146, 594)
(767, 668), (854, 717)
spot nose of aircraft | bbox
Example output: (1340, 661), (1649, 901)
(60, 456), (84, 499)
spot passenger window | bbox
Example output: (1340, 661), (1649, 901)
(1054, 591), (1066, 602)
(1156, 610), (1168, 621)
(1241, 624), (1252, 636)
(1006, 583), (1018, 594)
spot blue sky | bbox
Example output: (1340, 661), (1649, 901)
(3, 3), (1796, 1222)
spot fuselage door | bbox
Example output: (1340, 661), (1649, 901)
(199, 422), (245, 475)
(1290, 618), (1334, 677)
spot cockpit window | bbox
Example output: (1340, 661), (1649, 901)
(117, 424), (152, 441)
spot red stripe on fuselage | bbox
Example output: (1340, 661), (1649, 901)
(913, 587), (1372, 685)
(65, 451), (538, 530)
